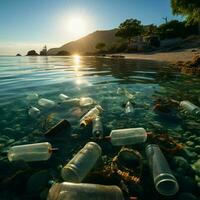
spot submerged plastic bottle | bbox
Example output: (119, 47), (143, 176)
(38, 98), (56, 108)
(47, 182), (124, 200)
(61, 98), (80, 105)
(145, 144), (179, 196)
(79, 97), (94, 106)
(59, 93), (69, 101)
(80, 105), (103, 127)
(125, 101), (134, 113)
(92, 116), (103, 138)
(61, 142), (102, 182)
(8, 142), (56, 162)
(28, 106), (40, 118)
(180, 100), (200, 116)
(108, 127), (147, 146)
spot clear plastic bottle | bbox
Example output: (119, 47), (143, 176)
(109, 127), (147, 146)
(92, 116), (103, 138)
(61, 142), (102, 182)
(38, 98), (56, 108)
(80, 105), (103, 127)
(59, 94), (69, 101)
(145, 144), (179, 196)
(61, 98), (80, 105)
(79, 97), (94, 106)
(28, 106), (40, 118)
(125, 101), (134, 113)
(47, 182), (124, 200)
(180, 100), (200, 115)
(8, 142), (54, 162)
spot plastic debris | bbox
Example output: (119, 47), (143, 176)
(59, 93), (69, 101)
(47, 182), (124, 200)
(8, 142), (57, 162)
(92, 116), (103, 138)
(125, 101), (134, 113)
(61, 142), (102, 182)
(38, 98), (56, 108)
(26, 93), (39, 101)
(80, 105), (103, 127)
(79, 97), (94, 106)
(180, 100), (200, 116)
(145, 144), (179, 196)
(28, 106), (40, 118)
(107, 128), (147, 146)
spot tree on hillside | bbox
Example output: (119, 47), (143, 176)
(115, 19), (143, 45)
(40, 45), (47, 56)
(143, 24), (158, 36)
(171, 0), (200, 34)
(95, 42), (106, 53)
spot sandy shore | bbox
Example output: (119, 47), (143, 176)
(111, 48), (200, 64)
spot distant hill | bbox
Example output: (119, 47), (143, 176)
(47, 29), (119, 55)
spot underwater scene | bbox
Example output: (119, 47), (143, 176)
(0, 55), (200, 200)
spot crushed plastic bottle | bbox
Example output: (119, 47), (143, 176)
(180, 100), (200, 116)
(80, 105), (103, 127)
(145, 144), (179, 196)
(125, 101), (134, 113)
(38, 98), (56, 108)
(28, 106), (40, 118)
(79, 97), (94, 106)
(108, 127), (147, 146)
(8, 142), (56, 162)
(92, 116), (103, 138)
(47, 182), (124, 200)
(59, 93), (69, 101)
(61, 142), (102, 182)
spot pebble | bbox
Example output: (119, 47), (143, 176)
(191, 159), (200, 176)
(194, 145), (200, 154)
(3, 128), (14, 134)
(181, 148), (198, 160)
(186, 141), (194, 147)
(174, 156), (190, 170)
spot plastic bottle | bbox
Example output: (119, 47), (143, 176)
(125, 101), (134, 113)
(8, 142), (55, 162)
(26, 93), (39, 101)
(38, 98), (56, 108)
(61, 142), (102, 182)
(79, 97), (94, 106)
(145, 144), (179, 196)
(61, 98), (80, 105)
(109, 128), (147, 146)
(92, 116), (103, 138)
(28, 106), (40, 118)
(47, 182), (124, 200)
(80, 105), (103, 127)
(59, 94), (69, 101)
(180, 100), (200, 115)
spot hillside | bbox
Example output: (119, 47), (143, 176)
(47, 29), (118, 55)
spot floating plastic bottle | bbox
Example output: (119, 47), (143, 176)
(61, 142), (102, 182)
(145, 144), (179, 196)
(80, 105), (103, 127)
(180, 100), (200, 116)
(38, 98), (56, 108)
(28, 106), (40, 118)
(79, 97), (94, 106)
(92, 116), (103, 138)
(125, 101), (134, 113)
(47, 182), (124, 200)
(59, 93), (69, 101)
(61, 98), (80, 105)
(26, 93), (39, 101)
(8, 142), (56, 162)
(108, 127), (147, 146)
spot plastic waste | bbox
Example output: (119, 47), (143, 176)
(26, 93), (39, 101)
(61, 142), (102, 182)
(108, 127), (147, 146)
(59, 93), (69, 101)
(145, 144), (179, 196)
(125, 101), (134, 113)
(38, 98), (56, 108)
(92, 116), (103, 138)
(47, 182), (124, 200)
(61, 98), (80, 105)
(44, 119), (71, 137)
(80, 105), (103, 127)
(28, 106), (40, 117)
(79, 97), (94, 106)
(180, 100), (200, 116)
(8, 142), (56, 162)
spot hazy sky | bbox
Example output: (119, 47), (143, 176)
(0, 0), (181, 55)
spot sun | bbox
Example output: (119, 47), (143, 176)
(66, 16), (87, 38)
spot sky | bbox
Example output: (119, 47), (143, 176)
(0, 0), (181, 55)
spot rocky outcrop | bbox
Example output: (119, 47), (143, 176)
(26, 50), (39, 56)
